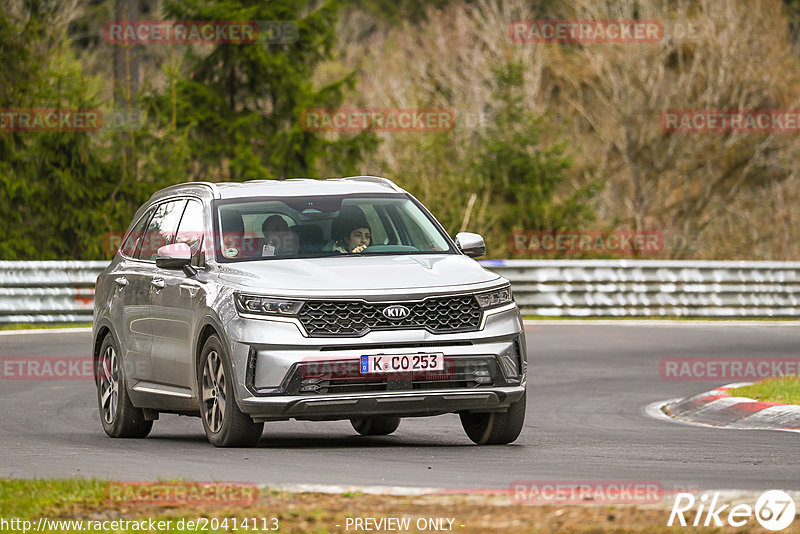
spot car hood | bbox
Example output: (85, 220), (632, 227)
(214, 254), (502, 297)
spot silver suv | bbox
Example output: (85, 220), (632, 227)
(93, 177), (526, 447)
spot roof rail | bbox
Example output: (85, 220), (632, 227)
(338, 176), (403, 192)
(150, 181), (221, 199)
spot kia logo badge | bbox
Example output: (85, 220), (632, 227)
(383, 305), (410, 320)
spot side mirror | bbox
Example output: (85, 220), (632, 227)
(455, 232), (486, 258)
(156, 243), (192, 270)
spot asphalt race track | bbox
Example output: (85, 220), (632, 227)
(0, 324), (798, 491)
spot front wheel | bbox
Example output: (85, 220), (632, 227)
(351, 416), (401, 436)
(96, 334), (153, 438)
(199, 335), (264, 447)
(460, 391), (526, 445)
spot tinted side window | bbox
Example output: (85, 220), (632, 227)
(120, 210), (151, 258)
(137, 199), (187, 261)
(175, 200), (205, 258)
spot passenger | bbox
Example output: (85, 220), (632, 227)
(261, 215), (299, 256)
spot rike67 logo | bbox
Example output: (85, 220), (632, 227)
(669, 490), (796, 531)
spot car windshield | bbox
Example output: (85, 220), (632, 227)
(213, 193), (454, 261)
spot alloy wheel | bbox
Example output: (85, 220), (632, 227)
(99, 346), (119, 424)
(202, 351), (226, 433)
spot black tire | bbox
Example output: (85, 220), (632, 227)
(460, 391), (526, 445)
(95, 333), (153, 438)
(350, 416), (401, 436)
(199, 335), (264, 447)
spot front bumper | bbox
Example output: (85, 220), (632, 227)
(224, 301), (526, 421)
(239, 385), (526, 422)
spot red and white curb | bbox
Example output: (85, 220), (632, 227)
(647, 383), (800, 434)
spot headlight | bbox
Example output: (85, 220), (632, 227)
(475, 286), (513, 309)
(234, 293), (303, 316)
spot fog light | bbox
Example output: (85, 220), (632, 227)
(472, 369), (492, 385)
(299, 378), (322, 393)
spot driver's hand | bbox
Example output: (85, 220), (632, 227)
(351, 244), (368, 253)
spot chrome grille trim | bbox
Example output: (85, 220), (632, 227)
(297, 295), (482, 337)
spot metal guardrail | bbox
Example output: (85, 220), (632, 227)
(2, 259), (800, 323)
(0, 261), (107, 324)
(482, 259), (800, 317)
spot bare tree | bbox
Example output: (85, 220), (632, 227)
(564, 0), (800, 257)
(335, 0), (800, 258)
(112, 0), (141, 183)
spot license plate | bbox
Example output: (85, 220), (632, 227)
(360, 353), (444, 374)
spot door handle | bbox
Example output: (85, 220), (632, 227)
(114, 277), (128, 288)
(151, 278), (165, 290)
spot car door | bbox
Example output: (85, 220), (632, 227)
(149, 198), (207, 392)
(122, 198), (185, 386)
(109, 208), (156, 384)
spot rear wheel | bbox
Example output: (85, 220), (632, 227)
(96, 334), (153, 438)
(199, 335), (264, 447)
(351, 416), (401, 436)
(460, 391), (526, 445)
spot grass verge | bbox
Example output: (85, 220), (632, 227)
(0, 479), (795, 533)
(728, 377), (800, 404)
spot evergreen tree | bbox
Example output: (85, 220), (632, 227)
(471, 61), (599, 246)
(145, 0), (377, 181)
(0, 5), (119, 259)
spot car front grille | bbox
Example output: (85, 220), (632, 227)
(297, 295), (482, 337)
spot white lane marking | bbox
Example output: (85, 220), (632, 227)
(265, 483), (444, 496)
(0, 327), (92, 336)
(262, 483), (800, 510)
(644, 399), (719, 429)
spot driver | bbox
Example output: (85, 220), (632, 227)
(333, 221), (371, 253)
(326, 206), (373, 254)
